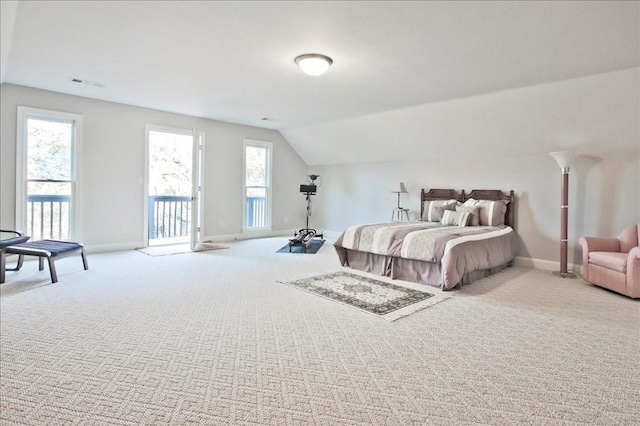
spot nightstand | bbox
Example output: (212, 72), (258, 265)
(391, 208), (409, 222)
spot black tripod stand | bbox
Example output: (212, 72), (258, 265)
(289, 178), (324, 252)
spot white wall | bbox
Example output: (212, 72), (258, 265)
(0, 84), (309, 251)
(306, 70), (640, 269)
(283, 69), (639, 166)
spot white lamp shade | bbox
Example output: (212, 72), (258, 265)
(391, 182), (408, 193)
(550, 151), (578, 170)
(295, 54), (333, 76)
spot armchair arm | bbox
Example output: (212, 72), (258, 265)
(579, 236), (621, 281)
(627, 247), (640, 298)
(578, 236), (620, 253)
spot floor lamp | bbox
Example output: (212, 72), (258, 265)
(550, 151), (578, 278)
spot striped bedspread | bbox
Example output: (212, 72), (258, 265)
(338, 221), (509, 262)
(335, 221), (518, 289)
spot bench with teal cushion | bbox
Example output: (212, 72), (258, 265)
(3, 239), (88, 284)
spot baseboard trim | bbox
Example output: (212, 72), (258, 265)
(514, 256), (582, 276)
(202, 229), (292, 243)
(85, 231), (298, 253)
(85, 242), (144, 253)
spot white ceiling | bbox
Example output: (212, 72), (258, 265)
(1, 1), (638, 163)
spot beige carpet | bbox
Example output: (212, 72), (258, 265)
(1, 237), (639, 425)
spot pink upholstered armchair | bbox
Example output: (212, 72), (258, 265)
(578, 224), (640, 298)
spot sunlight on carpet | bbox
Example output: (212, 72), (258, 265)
(137, 242), (228, 256)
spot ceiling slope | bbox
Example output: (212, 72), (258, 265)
(2, 1), (638, 164)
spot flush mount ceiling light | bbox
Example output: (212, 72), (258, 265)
(294, 54), (333, 76)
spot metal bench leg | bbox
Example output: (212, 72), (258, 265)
(15, 255), (24, 270)
(0, 250), (5, 284)
(5, 254), (24, 272)
(39, 257), (45, 271)
(81, 249), (89, 270)
(1, 252), (26, 284)
(47, 257), (58, 283)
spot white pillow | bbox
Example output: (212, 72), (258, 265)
(455, 205), (481, 226)
(422, 199), (458, 222)
(441, 210), (470, 227)
(462, 198), (507, 226)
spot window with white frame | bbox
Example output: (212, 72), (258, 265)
(243, 140), (272, 231)
(16, 107), (83, 240)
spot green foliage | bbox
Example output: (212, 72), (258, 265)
(245, 146), (266, 187)
(149, 131), (193, 196)
(27, 119), (72, 182)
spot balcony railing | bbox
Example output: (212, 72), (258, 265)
(25, 194), (265, 242)
(27, 194), (71, 240)
(246, 196), (266, 229)
(148, 195), (192, 240)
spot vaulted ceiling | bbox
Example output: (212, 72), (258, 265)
(2, 1), (638, 164)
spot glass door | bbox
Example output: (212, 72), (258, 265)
(145, 126), (195, 247)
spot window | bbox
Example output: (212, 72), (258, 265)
(243, 140), (272, 231)
(16, 107), (82, 240)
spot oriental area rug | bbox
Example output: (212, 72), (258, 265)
(278, 270), (450, 321)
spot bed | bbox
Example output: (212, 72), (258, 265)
(333, 189), (518, 290)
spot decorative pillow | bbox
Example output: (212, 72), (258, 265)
(455, 205), (481, 226)
(430, 205), (454, 222)
(441, 210), (470, 227)
(462, 198), (507, 226)
(422, 199), (457, 222)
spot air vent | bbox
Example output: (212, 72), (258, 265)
(69, 77), (105, 87)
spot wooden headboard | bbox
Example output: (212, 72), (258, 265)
(420, 188), (515, 229)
